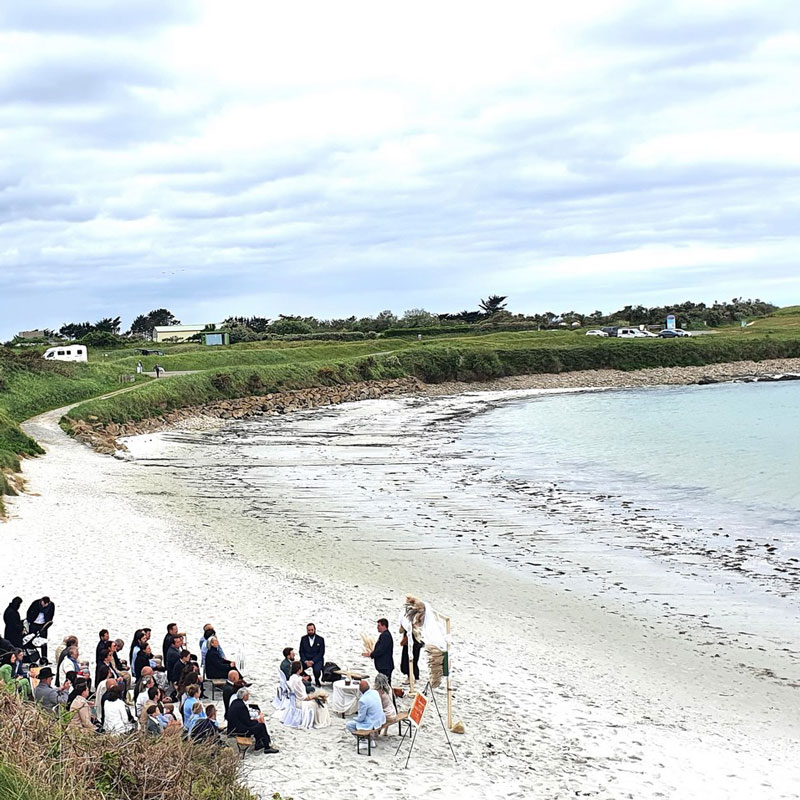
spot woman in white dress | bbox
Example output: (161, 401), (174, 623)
(284, 661), (314, 729)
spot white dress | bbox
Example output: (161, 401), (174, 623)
(284, 674), (314, 729)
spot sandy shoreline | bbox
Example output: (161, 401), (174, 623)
(3, 380), (800, 799)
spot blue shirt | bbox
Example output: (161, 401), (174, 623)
(353, 689), (386, 730)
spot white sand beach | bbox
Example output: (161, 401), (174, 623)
(3, 389), (800, 800)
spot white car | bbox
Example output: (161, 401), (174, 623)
(616, 327), (650, 338)
(585, 329), (608, 337)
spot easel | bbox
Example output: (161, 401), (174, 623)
(395, 680), (457, 768)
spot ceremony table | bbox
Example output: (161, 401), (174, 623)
(328, 679), (361, 716)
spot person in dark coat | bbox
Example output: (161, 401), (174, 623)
(96, 629), (111, 664)
(3, 598), (24, 648)
(222, 669), (243, 714)
(204, 638), (235, 679)
(134, 643), (154, 678)
(298, 623), (325, 687)
(364, 618), (394, 683)
(162, 623), (179, 663)
(169, 649), (191, 685)
(191, 704), (223, 745)
(26, 597), (55, 661)
(226, 688), (278, 753)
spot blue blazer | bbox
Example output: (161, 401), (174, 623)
(299, 634), (325, 670)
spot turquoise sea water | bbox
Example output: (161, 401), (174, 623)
(460, 380), (800, 520)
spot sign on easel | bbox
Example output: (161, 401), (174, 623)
(409, 692), (427, 727)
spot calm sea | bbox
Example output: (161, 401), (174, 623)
(459, 380), (800, 527)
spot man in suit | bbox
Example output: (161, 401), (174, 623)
(226, 688), (278, 753)
(299, 623), (325, 687)
(26, 597), (55, 662)
(162, 623), (179, 662)
(222, 669), (243, 715)
(364, 618), (394, 683)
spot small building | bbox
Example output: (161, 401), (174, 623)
(153, 324), (209, 343)
(203, 332), (230, 346)
(18, 329), (48, 340)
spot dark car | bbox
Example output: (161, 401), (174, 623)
(658, 329), (689, 338)
(134, 348), (165, 355)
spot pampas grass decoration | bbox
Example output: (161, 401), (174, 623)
(404, 595), (426, 640)
(427, 645), (445, 688)
(361, 632), (375, 654)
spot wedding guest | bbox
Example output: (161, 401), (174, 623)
(3, 597), (24, 648)
(363, 618), (394, 683)
(68, 682), (95, 733)
(299, 623), (325, 687)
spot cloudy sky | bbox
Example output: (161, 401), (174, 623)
(1, 0), (798, 338)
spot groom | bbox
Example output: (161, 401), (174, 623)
(299, 623), (325, 687)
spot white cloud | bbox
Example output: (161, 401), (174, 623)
(1, 0), (799, 338)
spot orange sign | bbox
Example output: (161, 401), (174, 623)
(409, 692), (427, 727)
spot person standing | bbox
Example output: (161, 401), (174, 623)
(299, 623), (325, 687)
(26, 596), (55, 662)
(3, 597), (24, 648)
(400, 625), (424, 684)
(363, 618), (394, 683)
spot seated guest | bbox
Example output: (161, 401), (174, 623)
(181, 684), (201, 727)
(68, 682), (95, 733)
(165, 634), (184, 677)
(138, 686), (160, 727)
(112, 639), (129, 672)
(162, 623), (179, 663)
(134, 643), (154, 678)
(191, 704), (222, 744)
(96, 630), (111, 664)
(0, 655), (31, 700)
(129, 630), (145, 678)
(280, 648), (293, 681)
(102, 684), (131, 734)
(186, 700), (206, 734)
(373, 673), (397, 731)
(55, 637), (78, 684)
(345, 680), (385, 744)
(226, 688), (278, 754)
(223, 669), (243, 715)
(135, 677), (156, 716)
(96, 648), (116, 687)
(204, 637), (236, 680)
(134, 666), (155, 698)
(177, 661), (201, 699)
(145, 704), (162, 735)
(34, 666), (70, 713)
(169, 649), (191, 685)
(159, 703), (177, 727)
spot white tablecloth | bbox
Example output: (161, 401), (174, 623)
(328, 680), (361, 715)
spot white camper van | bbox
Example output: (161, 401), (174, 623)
(43, 345), (88, 363)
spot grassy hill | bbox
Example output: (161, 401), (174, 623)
(3, 307), (800, 515)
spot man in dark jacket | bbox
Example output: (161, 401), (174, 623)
(162, 623), (179, 663)
(165, 635), (183, 677)
(26, 597), (55, 661)
(222, 669), (243, 715)
(204, 638), (235, 679)
(3, 598), (24, 648)
(299, 623), (325, 687)
(364, 618), (394, 682)
(226, 688), (278, 753)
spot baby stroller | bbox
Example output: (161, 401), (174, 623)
(21, 629), (49, 666)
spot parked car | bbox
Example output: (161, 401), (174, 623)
(134, 348), (165, 355)
(585, 329), (608, 337)
(616, 327), (650, 338)
(658, 329), (690, 338)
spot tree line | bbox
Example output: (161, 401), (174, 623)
(11, 297), (778, 346)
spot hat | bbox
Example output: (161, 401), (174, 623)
(38, 667), (54, 680)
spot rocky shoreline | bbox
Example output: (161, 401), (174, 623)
(421, 357), (800, 395)
(66, 376), (425, 454)
(65, 358), (800, 454)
